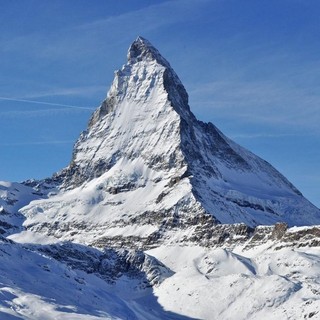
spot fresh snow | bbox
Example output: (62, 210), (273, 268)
(1, 234), (319, 320)
(0, 37), (319, 320)
(148, 244), (320, 320)
(0, 237), (195, 320)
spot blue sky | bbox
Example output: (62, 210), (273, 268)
(0, 0), (319, 208)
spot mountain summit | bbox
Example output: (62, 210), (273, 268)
(22, 37), (320, 247)
(128, 36), (171, 67)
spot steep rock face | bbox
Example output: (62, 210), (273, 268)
(36, 242), (173, 288)
(21, 37), (320, 247)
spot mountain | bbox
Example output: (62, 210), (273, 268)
(19, 36), (320, 249)
(0, 37), (319, 320)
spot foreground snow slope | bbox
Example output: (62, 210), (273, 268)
(149, 242), (320, 320)
(0, 236), (195, 320)
(3, 228), (320, 320)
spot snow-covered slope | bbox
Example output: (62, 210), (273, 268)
(149, 240), (320, 320)
(0, 179), (57, 236)
(2, 226), (320, 320)
(1, 36), (320, 320)
(19, 37), (320, 248)
(0, 181), (44, 236)
(0, 236), (194, 320)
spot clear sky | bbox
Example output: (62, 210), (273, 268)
(0, 0), (319, 208)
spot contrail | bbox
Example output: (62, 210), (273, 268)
(0, 140), (75, 146)
(0, 96), (95, 110)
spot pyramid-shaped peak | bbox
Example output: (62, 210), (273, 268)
(127, 36), (171, 68)
(133, 36), (153, 48)
(25, 36), (320, 253)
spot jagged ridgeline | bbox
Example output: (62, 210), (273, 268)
(21, 37), (320, 248)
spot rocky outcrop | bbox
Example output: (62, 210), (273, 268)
(35, 242), (173, 288)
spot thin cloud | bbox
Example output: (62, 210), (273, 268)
(0, 108), (89, 118)
(189, 74), (320, 133)
(78, 0), (210, 32)
(0, 140), (75, 147)
(230, 133), (303, 140)
(22, 85), (107, 99)
(0, 96), (94, 110)
(2, 0), (210, 62)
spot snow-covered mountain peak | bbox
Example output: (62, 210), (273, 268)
(88, 37), (190, 129)
(128, 36), (170, 67)
(1, 37), (320, 320)
(127, 36), (190, 114)
(22, 37), (320, 249)
(57, 37), (195, 190)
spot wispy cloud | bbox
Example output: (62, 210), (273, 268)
(0, 108), (88, 118)
(189, 71), (320, 133)
(230, 132), (303, 140)
(0, 96), (96, 118)
(2, 0), (210, 62)
(0, 96), (94, 110)
(22, 85), (107, 99)
(0, 140), (75, 147)
(77, 0), (210, 34)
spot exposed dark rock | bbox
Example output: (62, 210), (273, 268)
(36, 242), (172, 288)
(272, 222), (288, 240)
